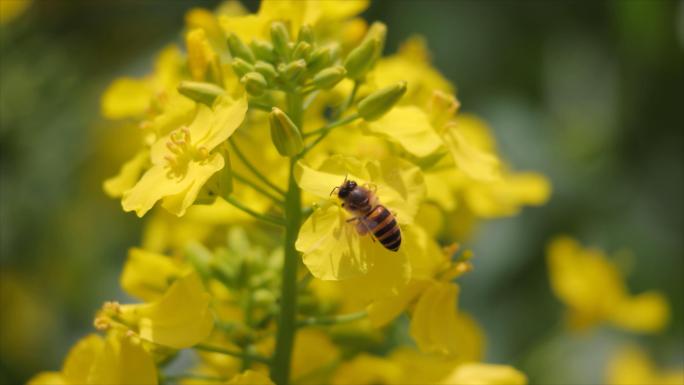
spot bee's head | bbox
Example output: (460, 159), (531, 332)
(337, 180), (357, 199)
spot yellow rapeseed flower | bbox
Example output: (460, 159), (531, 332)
(547, 236), (670, 332)
(100, 272), (214, 349)
(122, 93), (247, 217)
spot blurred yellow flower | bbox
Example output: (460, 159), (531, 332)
(606, 345), (684, 385)
(101, 45), (185, 120)
(28, 333), (157, 385)
(0, 0), (31, 25)
(440, 363), (528, 385)
(122, 93), (247, 217)
(547, 236), (670, 332)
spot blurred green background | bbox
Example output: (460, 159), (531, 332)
(1, 1), (682, 384)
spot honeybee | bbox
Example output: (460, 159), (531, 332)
(331, 178), (401, 252)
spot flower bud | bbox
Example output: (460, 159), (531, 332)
(231, 57), (254, 78)
(278, 59), (307, 84)
(297, 24), (315, 45)
(312, 66), (347, 89)
(270, 21), (291, 59)
(292, 41), (312, 61)
(357, 81), (407, 121)
(344, 37), (379, 79)
(254, 61), (278, 84)
(227, 33), (256, 63)
(178, 81), (224, 106)
(365, 21), (387, 62)
(307, 43), (339, 73)
(241, 72), (268, 96)
(250, 39), (276, 63)
(269, 107), (303, 156)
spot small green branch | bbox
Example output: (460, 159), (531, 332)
(233, 172), (285, 206)
(248, 101), (273, 112)
(296, 310), (367, 327)
(298, 113), (360, 157)
(302, 113), (360, 138)
(224, 195), (285, 227)
(194, 344), (271, 364)
(230, 138), (286, 196)
(336, 80), (360, 118)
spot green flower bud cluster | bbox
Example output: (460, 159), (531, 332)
(226, 22), (348, 97)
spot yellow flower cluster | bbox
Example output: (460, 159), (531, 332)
(31, 1), (552, 384)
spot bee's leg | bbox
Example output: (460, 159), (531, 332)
(355, 221), (370, 236)
(346, 216), (359, 223)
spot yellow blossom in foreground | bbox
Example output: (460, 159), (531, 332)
(547, 236), (670, 332)
(606, 345), (684, 385)
(107, 272), (214, 349)
(295, 155), (424, 282)
(122, 93), (247, 217)
(28, 333), (157, 385)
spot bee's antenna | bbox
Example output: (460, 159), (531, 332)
(330, 186), (340, 197)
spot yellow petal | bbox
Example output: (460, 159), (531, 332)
(547, 236), (625, 327)
(365, 106), (443, 157)
(367, 280), (428, 328)
(120, 248), (184, 302)
(88, 333), (157, 385)
(409, 281), (461, 355)
(161, 154), (225, 217)
(62, 334), (105, 384)
(295, 155), (425, 224)
(192, 93), (249, 151)
(606, 344), (684, 385)
(186, 28), (216, 81)
(295, 203), (372, 280)
(122, 164), (193, 217)
(227, 370), (274, 385)
(101, 78), (153, 119)
(440, 363), (527, 385)
(27, 372), (67, 385)
(610, 291), (670, 333)
(464, 172), (551, 218)
(332, 354), (402, 385)
(121, 272), (214, 349)
(388, 348), (459, 385)
(103, 150), (150, 198)
(291, 329), (339, 382)
(442, 123), (501, 182)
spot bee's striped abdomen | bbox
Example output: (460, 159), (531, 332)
(364, 205), (401, 252)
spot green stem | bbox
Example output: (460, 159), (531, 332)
(298, 113), (360, 157)
(336, 80), (360, 118)
(194, 344), (271, 364)
(230, 138), (286, 196)
(224, 195), (285, 227)
(271, 95), (304, 385)
(296, 310), (367, 327)
(302, 113), (360, 138)
(233, 172), (285, 205)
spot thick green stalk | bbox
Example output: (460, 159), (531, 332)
(271, 95), (303, 385)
